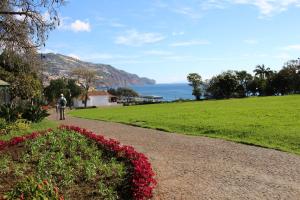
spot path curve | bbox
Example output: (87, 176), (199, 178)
(49, 114), (300, 200)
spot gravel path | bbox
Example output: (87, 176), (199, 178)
(49, 114), (300, 200)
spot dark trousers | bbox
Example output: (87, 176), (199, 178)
(59, 107), (65, 120)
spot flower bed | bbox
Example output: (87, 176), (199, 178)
(59, 125), (157, 200)
(0, 126), (156, 200)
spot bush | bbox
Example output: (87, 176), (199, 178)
(22, 105), (49, 123)
(0, 119), (31, 135)
(0, 104), (21, 123)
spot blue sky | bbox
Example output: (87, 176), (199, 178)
(41, 0), (300, 83)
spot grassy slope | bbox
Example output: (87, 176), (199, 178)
(0, 119), (58, 141)
(70, 95), (300, 155)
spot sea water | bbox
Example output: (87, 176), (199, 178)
(131, 83), (194, 101)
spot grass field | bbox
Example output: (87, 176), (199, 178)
(70, 95), (300, 155)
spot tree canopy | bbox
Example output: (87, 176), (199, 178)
(187, 73), (202, 100)
(0, 0), (64, 58)
(203, 60), (300, 99)
(44, 78), (82, 106)
(0, 50), (42, 101)
(108, 87), (139, 97)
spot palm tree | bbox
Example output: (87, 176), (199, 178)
(254, 64), (271, 80)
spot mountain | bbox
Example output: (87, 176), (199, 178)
(41, 53), (156, 87)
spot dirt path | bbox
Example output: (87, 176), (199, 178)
(49, 113), (300, 200)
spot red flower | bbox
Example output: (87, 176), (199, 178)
(60, 125), (157, 200)
(2, 125), (157, 200)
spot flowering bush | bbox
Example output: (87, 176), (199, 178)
(60, 125), (157, 200)
(0, 126), (157, 200)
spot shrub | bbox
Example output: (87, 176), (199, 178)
(0, 104), (21, 123)
(4, 176), (64, 200)
(22, 105), (49, 123)
(1, 119), (31, 135)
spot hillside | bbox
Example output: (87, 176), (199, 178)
(41, 53), (156, 87)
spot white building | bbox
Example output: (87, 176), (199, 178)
(73, 91), (117, 108)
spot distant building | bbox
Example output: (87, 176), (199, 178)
(0, 80), (10, 105)
(73, 90), (117, 108)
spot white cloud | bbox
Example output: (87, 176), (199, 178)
(115, 30), (165, 46)
(244, 39), (259, 45)
(170, 40), (210, 47)
(70, 20), (91, 32)
(230, 0), (300, 16)
(283, 44), (300, 51)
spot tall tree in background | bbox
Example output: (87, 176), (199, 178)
(72, 68), (97, 108)
(254, 64), (271, 80)
(235, 70), (253, 97)
(187, 73), (202, 100)
(44, 78), (82, 106)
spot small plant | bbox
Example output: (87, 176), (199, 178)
(4, 176), (64, 200)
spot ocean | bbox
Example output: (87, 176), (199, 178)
(131, 83), (194, 101)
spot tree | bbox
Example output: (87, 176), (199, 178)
(0, 51), (42, 101)
(108, 87), (139, 97)
(72, 68), (97, 108)
(254, 64), (272, 80)
(44, 78), (82, 106)
(206, 71), (238, 99)
(0, 0), (64, 57)
(235, 70), (253, 97)
(187, 73), (202, 100)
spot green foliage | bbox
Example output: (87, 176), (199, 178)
(22, 105), (49, 123)
(4, 176), (63, 200)
(187, 73), (202, 100)
(0, 103), (21, 123)
(206, 71), (238, 99)
(0, 118), (7, 131)
(70, 95), (300, 155)
(2, 119), (31, 135)
(108, 87), (139, 97)
(0, 119), (57, 141)
(44, 78), (82, 106)
(0, 51), (42, 101)
(1, 129), (129, 199)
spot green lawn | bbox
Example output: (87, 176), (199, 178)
(70, 95), (300, 155)
(0, 119), (58, 141)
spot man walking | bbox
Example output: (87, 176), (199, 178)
(58, 94), (67, 120)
